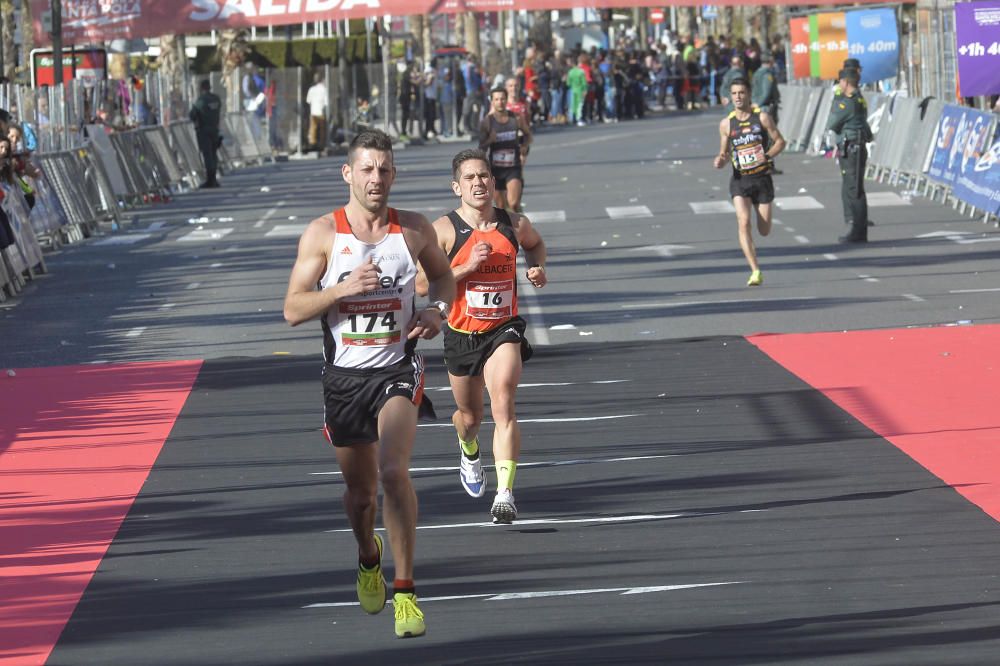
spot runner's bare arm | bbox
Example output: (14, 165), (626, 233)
(414, 215), (456, 296)
(713, 118), (730, 169)
(761, 112), (786, 159)
(402, 213), (457, 339)
(283, 218), (380, 326)
(478, 116), (495, 151)
(514, 214), (548, 288)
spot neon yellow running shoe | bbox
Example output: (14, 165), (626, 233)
(747, 270), (763, 287)
(356, 533), (386, 614)
(394, 592), (426, 638)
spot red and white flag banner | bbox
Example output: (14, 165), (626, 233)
(33, 0), (890, 47)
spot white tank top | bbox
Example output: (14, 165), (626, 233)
(318, 207), (417, 369)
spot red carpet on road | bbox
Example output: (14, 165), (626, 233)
(0, 361), (202, 666)
(749, 325), (1000, 524)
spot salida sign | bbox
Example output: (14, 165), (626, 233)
(31, 0), (407, 45)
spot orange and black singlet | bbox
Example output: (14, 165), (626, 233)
(446, 208), (520, 333)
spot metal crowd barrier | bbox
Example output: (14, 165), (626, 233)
(780, 80), (1000, 224)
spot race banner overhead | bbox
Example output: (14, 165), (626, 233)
(789, 8), (899, 81)
(844, 8), (899, 84)
(34, 0), (894, 46)
(954, 0), (1000, 96)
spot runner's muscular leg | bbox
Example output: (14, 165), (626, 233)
(754, 201), (773, 236)
(333, 441), (380, 564)
(733, 195), (759, 272)
(493, 185), (509, 210)
(505, 178), (524, 211)
(483, 342), (523, 464)
(376, 396), (419, 580)
(450, 372), (486, 443)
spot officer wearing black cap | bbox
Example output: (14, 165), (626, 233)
(833, 59), (862, 96)
(826, 68), (872, 243)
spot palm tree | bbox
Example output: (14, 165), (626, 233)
(0, 0), (15, 81)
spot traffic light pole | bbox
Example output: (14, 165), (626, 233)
(51, 0), (63, 87)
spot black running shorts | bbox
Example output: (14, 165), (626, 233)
(322, 355), (435, 446)
(729, 174), (775, 205)
(443, 316), (533, 377)
(492, 166), (523, 190)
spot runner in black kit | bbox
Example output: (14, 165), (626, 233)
(713, 77), (785, 286)
(479, 87), (532, 212)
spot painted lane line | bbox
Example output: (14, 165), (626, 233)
(426, 379), (630, 392)
(419, 414), (639, 427)
(783, 226), (797, 233)
(622, 296), (816, 310)
(255, 203), (284, 228)
(630, 244), (693, 258)
(125, 327), (146, 338)
(794, 235), (810, 244)
(516, 271), (549, 346)
(310, 453), (676, 476)
(823, 253), (839, 261)
(526, 210), (566, 223)
(186, 282), (201, 290)
(774, 196), (824, 210)
(607, 205), (653, 219)
(689, 201), (735, 215)
(327, 512), (688, 532)
(902, 293), (926, 302)
(949, 287), (1000, 294)
(158, 303), (176, 310)
(211, 262), (223, 268)
(266, 224), (308, 238)
(858, 274), (879, 283)
(304, 582), (744, 608)
(177, 228), (233, 242)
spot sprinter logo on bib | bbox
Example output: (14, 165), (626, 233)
(339, 298), (402, 346)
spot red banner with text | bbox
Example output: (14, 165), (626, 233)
(33, 0), (892, 46)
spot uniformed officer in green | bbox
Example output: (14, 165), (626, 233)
(189, 79), (222, 188)
(719, 55), (745, 110)
(752, 53), (781, 173)
(833, 58), (862, 96)
(826, 68), (872, 243)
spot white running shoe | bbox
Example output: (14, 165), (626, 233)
(491, 489), (517, 524)
(459, 453), (487, 498)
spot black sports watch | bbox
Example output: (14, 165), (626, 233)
(429, 300), (449, 320)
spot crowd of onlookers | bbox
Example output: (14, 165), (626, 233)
(386, 32), (788, 141)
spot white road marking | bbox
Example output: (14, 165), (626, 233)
(93, 234), (151, 245)
(629, 244), (693, 258)
(186, 282), (201, 290)
(211, 262), (223, 268)
(526, 210), (566, 223)
(158, 303), (176, 310)
(622, 296), (816, 310)
(867, 191), (912, 207)
(223, 244), (242, 253)
(310, 453), (674, 476)
(427, 379), (630, 392)
(419, 413), (639, 427)
(304, 582), (744, 608)
(255, 203), (284, 228)
(177, 228), (233, 242)
(774, 196), (824, 210)
(266, 224), (307, 237)
(783, 226), (797, 232)
(902, 293), (926, 302)
(949, 287), (1000, 294)
(823, 253), (839, 261)
(607, 205), (653, 219)
(689, 201), (735, 215)
(858, 275), (879, 283)
(517, 271), (549, 345)
(125, 327), (146, 338)
(327, 512), (688, 533)
(133, 221), (168, 232)
(917, 231), (973, 239)
(794, 235), (810, 244)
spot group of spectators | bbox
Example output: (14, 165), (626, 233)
(387, 32), (787, 141)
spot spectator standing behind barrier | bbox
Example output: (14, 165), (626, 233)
(423, 65), (438, 139)
(826, 68), (873, 243)
(243, 63), (266, 140)
(190, 80), (222, 189)
(306, 72), (328, 152)
(460, 54), (485, 136)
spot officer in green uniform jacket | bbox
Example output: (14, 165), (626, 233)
(189, 79), (222, 188)
(751, 53), (781, 173)
(826, 68), (872, 243)
(832, 58), (862, 96)
(719, 55), (745, 111)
